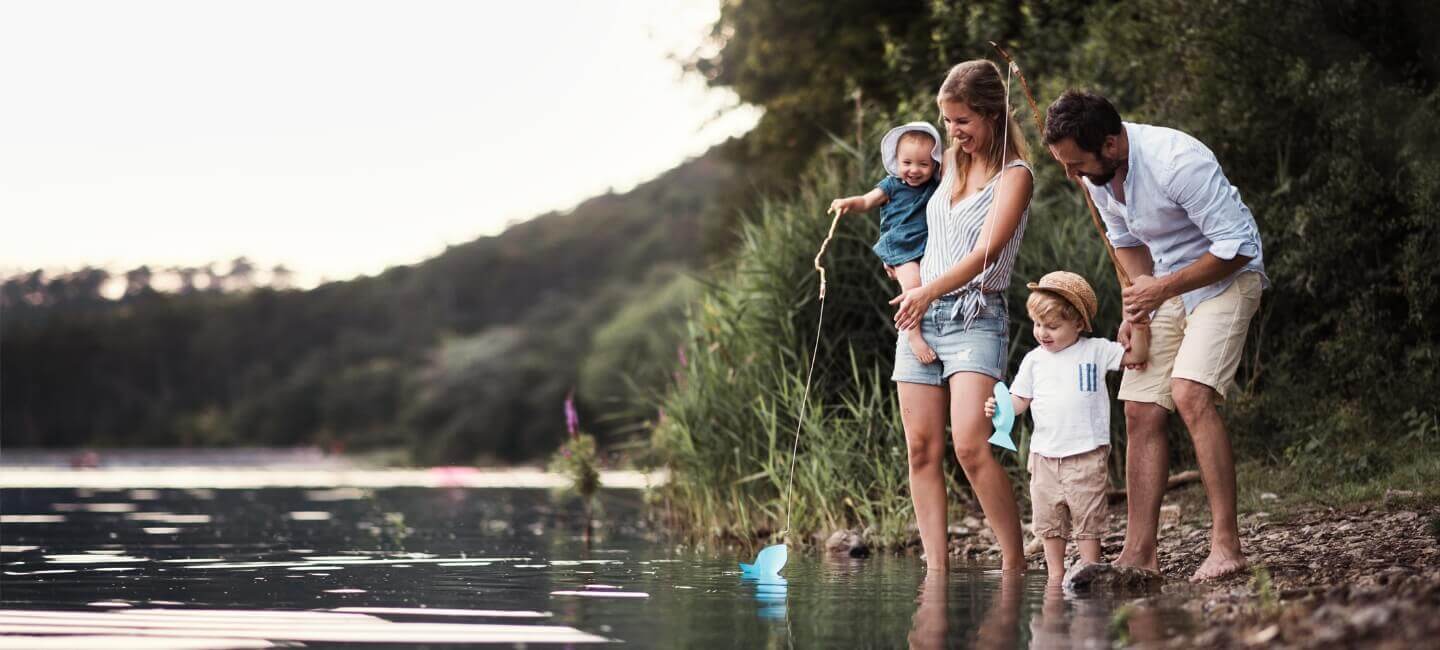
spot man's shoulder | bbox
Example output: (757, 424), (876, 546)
(1130, 123), (1213, 162)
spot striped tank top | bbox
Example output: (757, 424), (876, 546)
(919, 158), (1033, 329)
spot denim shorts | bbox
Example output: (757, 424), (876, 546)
(891, 293), (1009, 385)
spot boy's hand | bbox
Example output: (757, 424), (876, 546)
(983, 396), (997, 417)
(1120, 320), (1150, 370)
(828, 198), (851, 216)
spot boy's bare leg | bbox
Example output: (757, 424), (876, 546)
(1043, 537), (1068, 585)
(1077, 537), (1102, 564)
(894, 261), (936, 363)
(1117, 401), (1168, 572)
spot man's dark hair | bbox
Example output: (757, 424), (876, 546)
(1043, 90), (1123, 154)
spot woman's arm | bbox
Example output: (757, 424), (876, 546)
(891, 166), (1033, 331)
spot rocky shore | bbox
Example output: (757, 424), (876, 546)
(919, 487), (1440, 648)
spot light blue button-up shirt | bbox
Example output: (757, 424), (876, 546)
(1086, 122), (1268, 314)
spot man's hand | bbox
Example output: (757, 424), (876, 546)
(1122, 274), (1168, 322)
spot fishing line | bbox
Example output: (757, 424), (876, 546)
(777, 207), (841, 541)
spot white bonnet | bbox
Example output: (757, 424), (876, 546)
(880, 121), (943, 177)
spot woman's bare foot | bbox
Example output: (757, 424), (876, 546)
(907, 329), (937, 364)
(1190, 551), (1247, 582)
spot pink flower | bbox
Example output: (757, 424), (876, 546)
(677, 344), (688, 368)
(564, 390), (579, 437)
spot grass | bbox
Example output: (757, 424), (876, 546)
(1235, 449), (1440, 520)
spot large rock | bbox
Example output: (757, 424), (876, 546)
(1063, 561), (1163, 595)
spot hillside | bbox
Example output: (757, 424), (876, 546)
(2, 147), (736, 463)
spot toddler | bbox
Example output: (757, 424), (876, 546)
(985, 271), (1149, 583)
(829, 122), (943, 362)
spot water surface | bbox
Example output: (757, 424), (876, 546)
(0, 485), (1186, 647)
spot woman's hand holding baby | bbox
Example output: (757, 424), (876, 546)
(983, 396), (997, 417)
(890, 284), (936, 332)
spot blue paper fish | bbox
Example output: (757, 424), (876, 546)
(739, 543), (787, 576)
(988, 381), (1017, 451)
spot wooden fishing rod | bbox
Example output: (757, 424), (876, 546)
(989, 41), (1131, 288)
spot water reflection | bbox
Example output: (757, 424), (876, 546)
(908, 574), (948, 649)
(970, 572), (1023, 650)
(742, 574), (788, 621)
(1029, 583), (1111, 649)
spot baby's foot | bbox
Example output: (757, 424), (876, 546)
(907, 329), (937, 364)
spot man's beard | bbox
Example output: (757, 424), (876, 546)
(1083, 154), (1123, 186)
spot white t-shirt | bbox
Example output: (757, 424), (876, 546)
(1010, 337), (1126, 459)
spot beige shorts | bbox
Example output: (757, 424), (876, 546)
(1029, 446), (1110, 540)
(1119, 271), (1263, 412)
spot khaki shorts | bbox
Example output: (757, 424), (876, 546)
(1119, 272), (1263, 412)
(1030, 446), (1110, 540)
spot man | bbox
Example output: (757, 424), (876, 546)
(1043, 90), (1267, 582)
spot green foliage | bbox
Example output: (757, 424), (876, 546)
(578, 269), (701, 432)
(549, 432), (602, 503)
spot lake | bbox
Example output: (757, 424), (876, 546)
(0, 479), (1188, 648)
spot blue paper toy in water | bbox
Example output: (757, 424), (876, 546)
(740, 544), (788, 576)
(988, 381), (1017, 452)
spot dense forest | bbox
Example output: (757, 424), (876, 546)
(2, 152), (734, 463)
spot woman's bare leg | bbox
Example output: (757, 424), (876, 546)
(948, 371), (1025, 570)
(899, 381), (951, 572)
(894, 262), (937, 363)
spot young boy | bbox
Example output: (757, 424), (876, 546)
(986, 271), (1150, 583)
(829, 122), (943, 364)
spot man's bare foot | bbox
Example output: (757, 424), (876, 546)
(907, 330), (937, 364)
(1189, 551), (1247, 582)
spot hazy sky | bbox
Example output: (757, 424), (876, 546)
(0, 0), (758, 286)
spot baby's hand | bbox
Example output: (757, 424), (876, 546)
(828, 198), (850, 216)
(983, 396), (997, 417)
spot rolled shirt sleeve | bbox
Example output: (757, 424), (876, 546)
(1165, 147), (1262, 260)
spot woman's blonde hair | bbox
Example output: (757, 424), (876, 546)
(936, 59), (1029, 201)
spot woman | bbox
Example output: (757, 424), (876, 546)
(889, 59), (1033, 572)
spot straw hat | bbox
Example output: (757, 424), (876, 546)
(1026, 271), (1099, 332)
(880, 122), (943, 178)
